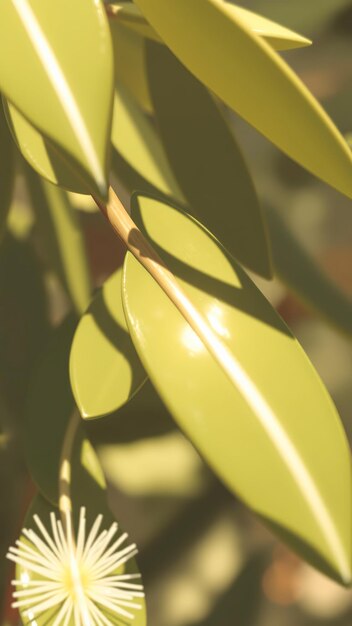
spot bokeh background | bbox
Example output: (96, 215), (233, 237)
(1, 1), (352, 625)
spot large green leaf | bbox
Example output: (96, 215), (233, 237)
(70, 266), (147, 419)
(146, 42), (271, 277)
(25, 169), (91, 315)
(267, 206), (352, 338)
(134, 0), (352, 198)
(0, 0), (113, 198)
(122, 194), (352, 584)
(113, 1), (311, 50)
(3, 97), (89, 193)
(0, 100), (15, 241)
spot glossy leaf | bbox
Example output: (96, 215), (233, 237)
(110, 18), (153, 114)
(146, 42), (271, 277)
(112, 83), (184, 200)
(70, 266), (147, 420)
(267, 205), (352, 337)
(0, 100), (15, 240)
(123, 194), (352, 584)
(26, 168), (91, 315)
(3, 97), (89, 194)
(113, 0), (311, 50)
(0, 0), (113, 198)
(135, 0), (352, 198)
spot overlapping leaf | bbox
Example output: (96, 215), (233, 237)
(135, 0), (352, 197)
(110, 82), (352, 337)
(110, 18), (153, 114)
(3, 97), (89, 193)
(26, 169), (91, 314)
(122, 193), (352, 584)
(0, 0), (113, 197)
(146, 42), (271, 277)
(112, 83), (183, 200)
(70, 267), (147, 419)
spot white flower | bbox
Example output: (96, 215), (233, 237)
(7, 507), (144, 626)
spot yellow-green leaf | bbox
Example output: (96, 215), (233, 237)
(70, 267), (147, 419)
(223, 4), (311, 50)
(112, 83), (184, 201)
(134, 0), (352, 198)
(110, 18), (153, 114)
(113, 0), (311, 50)
(146, 42), (272, 277)
(123, 194), (352, 584)
(0, 100), (15, 240)
(25, 168), (91, 315)
(3, 97), (89, 194)
(0, 0), (113, 198)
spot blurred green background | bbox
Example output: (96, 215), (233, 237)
(2, 2), (352, 625)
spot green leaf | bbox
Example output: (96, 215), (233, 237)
(134, 0), (352, 198)
(223, 4), (311, 50)
(146, 42), (272, 277)
(122, 193), (352, 585)
(267, 205), (352, 338)
(0, 0), (113, 198)
(24, 315), (77, 504)
(25, 168), (91, 315)
(110, 19), (153, 114)
(3, 97), (89, 194)
(112, 83), (184, 201)
(70, 266), (147, 420)
(113, 0), (311, 50)
(0, 100), (15, 241)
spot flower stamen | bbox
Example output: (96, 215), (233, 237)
(7, 507), (144, 625)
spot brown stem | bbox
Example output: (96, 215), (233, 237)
(93, 188), (239, 390)
(94, 188), (208, 336)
